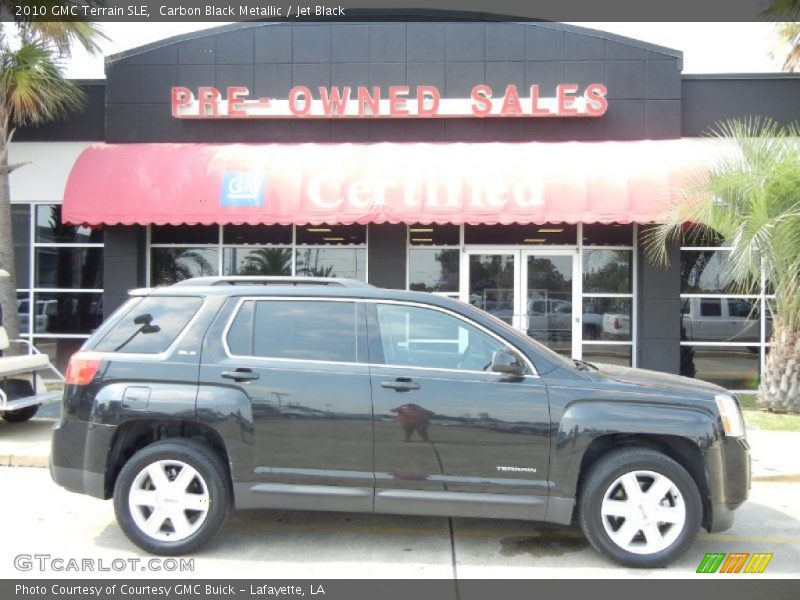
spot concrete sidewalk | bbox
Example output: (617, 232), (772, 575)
(1, 417), (799, 480)
(0, 417), (53, 467)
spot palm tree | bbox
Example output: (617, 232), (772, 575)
(0, 7), (104, 340)
(644, 118), (800, 413)
(771, 22), (800, 72)
(764, 1), (800, 72)
(239, 248), (292, 275)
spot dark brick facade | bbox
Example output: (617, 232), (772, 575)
(105, 21), (683, 143)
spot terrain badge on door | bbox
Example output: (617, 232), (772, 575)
(496, 466), (537, 473)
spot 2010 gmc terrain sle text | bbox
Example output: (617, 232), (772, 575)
(50, 277), (750, 568)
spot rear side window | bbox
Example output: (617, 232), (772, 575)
(227, 300), (358, 362)
(94, 296), (203, 354)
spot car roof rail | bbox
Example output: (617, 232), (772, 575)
(170, 276), (374, 288)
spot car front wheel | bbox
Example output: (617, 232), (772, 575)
(113, 439), (230, 555)
(578, 447), (702, 568)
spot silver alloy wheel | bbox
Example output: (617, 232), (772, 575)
(600, 469), (687, 555)
(128, 460), (210, 543)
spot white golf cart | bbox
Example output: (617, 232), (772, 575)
(0, 326), (64, 423)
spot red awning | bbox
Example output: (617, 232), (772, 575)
(62, 141), (707, 226)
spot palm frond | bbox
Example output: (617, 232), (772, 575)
(644, 117), (800, 330)
(2, 1), (107, 55)
(1, 42), (85, 127)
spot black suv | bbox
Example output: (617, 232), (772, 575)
(51, 278), (750, 568)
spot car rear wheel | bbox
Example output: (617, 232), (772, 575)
(578, 447), (702, 568)
(0, 380), (39, 423)
(113, 439), (230, 555)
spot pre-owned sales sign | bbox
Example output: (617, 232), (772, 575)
(171, 84), (609, 119)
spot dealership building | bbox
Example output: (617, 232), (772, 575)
(8, 19), (800, 391)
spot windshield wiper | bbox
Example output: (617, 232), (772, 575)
(573, 359), (598, 372)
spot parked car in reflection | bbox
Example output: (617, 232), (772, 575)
(17, 299), (57, 333)
(602, 311), (631, 340)
(527, 298), (571, 340)
(681, 298), (771, 343)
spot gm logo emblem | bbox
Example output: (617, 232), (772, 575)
(220, 171), (265, 207)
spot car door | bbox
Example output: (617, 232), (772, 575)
(367, 301), (550, 521)
(199, 296), (373, 512)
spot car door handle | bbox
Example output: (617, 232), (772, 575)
(221, 369), (260, 382)
(381, 378), (420, 392)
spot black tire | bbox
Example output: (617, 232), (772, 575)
(113, 439), (230, 555)
(0, 380), (40, 423)
(578, 447), (702, 568)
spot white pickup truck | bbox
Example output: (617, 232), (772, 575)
(681, 297), (770, 343)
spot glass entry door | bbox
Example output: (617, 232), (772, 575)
(463, 249), (580, 358)
(522, 252), (577, 357)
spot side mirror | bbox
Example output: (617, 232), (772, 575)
(491, 348), (525, 377)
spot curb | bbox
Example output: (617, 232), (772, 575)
(751, 473), (800, 483)
(1, 455), (50, 468)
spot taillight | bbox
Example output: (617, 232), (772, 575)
(65, 353), (102, 385)
(613, 318), (620, 329)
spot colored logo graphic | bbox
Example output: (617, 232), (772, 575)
(696, 552), (773, 574)
(220, 171), (265, 207)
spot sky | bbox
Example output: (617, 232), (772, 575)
(61, 21), (785, 79)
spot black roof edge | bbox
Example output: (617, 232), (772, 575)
(682, 72), (799, 80)
(107, 14), (682, 65)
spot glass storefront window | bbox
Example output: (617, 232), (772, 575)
(295, 248), (366, 280)
(34, 247), (103, 289)
(223, 224), (292, 245)
(582, 223), (633, 246)
(151, 224), (218, 244)
(31, 292), (103, 334)
(582, 344), (632, 367)
(680, 250), (742, 294)
(408, 224), (460, 246)
(680, 345), (760, 390)
(223, 247), (292, 276)
(151, 247), (219, 285)
(465, 224), (577, 245)
(681, 234), (769, 390)
(35, 205), (101, 244)
(681, 225), (727, 247)
(296, 224), (366, 245)
(679, 297), (767, 343)
(408, 249), (459, 293)
(583, 249), (632, 293)
(14, 203), (104, 350)
(583, 298), (632, 341)
(468, 254), (515, 325)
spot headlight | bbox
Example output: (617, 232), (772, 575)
(715, 394), (745, 437)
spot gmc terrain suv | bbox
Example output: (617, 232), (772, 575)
(50, 278), (750, 568)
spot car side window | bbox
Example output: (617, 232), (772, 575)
(375, 303), (505, 372)
(727, 300), (755, 319)
(226, 300), (254, 355)
(700, 299), (722, 317)
(233, 299), (358, 363)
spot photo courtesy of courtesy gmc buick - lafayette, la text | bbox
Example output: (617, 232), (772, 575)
(50, 277), (750, 568)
